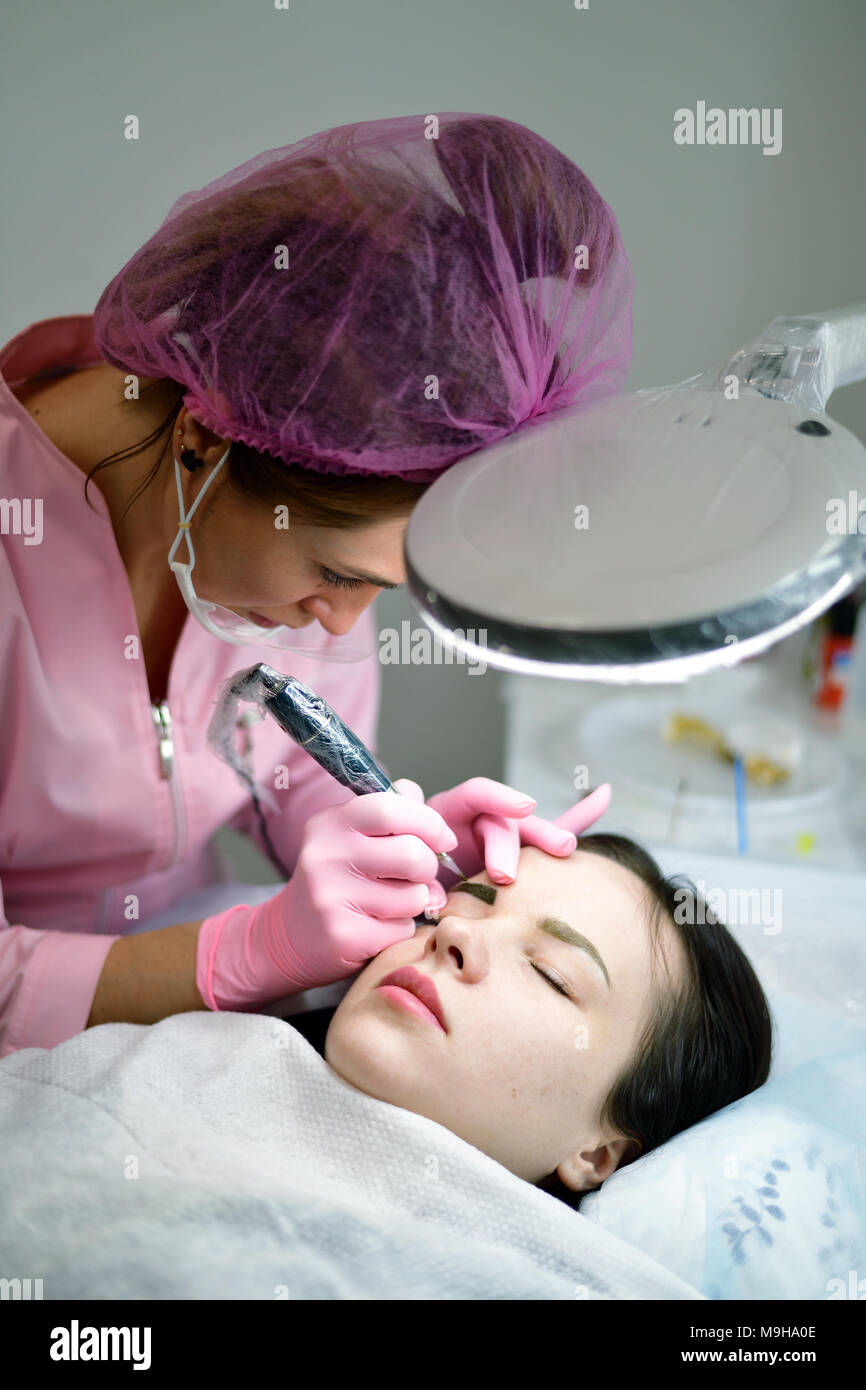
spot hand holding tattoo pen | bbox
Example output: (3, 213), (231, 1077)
(230, 663), (466, 876)
(209, 662), (466, 874)
(196, 664), (464, 1011)
(195, 663), (611, 1013)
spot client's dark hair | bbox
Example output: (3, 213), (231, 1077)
(536, 832), (773, 1208)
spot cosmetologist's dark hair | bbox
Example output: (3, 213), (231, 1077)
(82, 378), (433, 530)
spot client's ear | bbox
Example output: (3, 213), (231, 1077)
(555, 1136), (641, 1192)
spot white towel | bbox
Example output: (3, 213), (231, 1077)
(0, 1011), (704, 1300)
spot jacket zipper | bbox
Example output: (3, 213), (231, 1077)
(152, 700), (187, 868)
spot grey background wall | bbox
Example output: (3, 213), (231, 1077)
(3, 1), (865, 880)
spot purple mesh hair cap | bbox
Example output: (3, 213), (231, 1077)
(92, 112), (634, 480)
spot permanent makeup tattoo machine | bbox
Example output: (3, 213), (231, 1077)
(207, 662), (466, 882)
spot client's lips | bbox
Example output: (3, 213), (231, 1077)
(377, 967), (447, 1032)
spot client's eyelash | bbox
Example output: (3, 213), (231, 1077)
(320, 566), (364, 590)
(531, 961), (573, 998)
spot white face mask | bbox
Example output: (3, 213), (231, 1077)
(166, 445), (375, 660)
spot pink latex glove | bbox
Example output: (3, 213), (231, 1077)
(425, 779), (612, 886)
(196, 779), (454, 1012)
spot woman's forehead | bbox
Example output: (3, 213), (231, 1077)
(512, 842), (647, 902)
(499, 845), (668, 966)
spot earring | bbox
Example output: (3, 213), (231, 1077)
(176, 432), (204, 472)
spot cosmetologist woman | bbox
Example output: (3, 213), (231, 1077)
(0, 112), (632, 1055)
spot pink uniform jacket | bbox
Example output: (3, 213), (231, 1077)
(0, 315), (382, 1056)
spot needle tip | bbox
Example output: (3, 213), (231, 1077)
(438, 851), (465, 879)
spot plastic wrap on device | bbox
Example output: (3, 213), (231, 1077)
(207, 662), (393, 806)
(207, 666), (281, 815)
(704, 304), (866, 413)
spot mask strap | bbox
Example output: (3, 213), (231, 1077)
(168, 443), (232, 572)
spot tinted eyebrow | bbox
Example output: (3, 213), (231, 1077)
(451, 881), (497, 905)
(451, 883), (611, 991)
(538, 917), (611, 991)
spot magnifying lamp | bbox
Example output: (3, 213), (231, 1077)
(404, 304), (866, 683)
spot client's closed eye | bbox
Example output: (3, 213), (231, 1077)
(447, 881), (576, 1000)
(530, 961), (573, 998)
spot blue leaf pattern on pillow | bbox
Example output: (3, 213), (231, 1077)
(721, 1159), (791, 1261)
(719, 1143), (856, 1280)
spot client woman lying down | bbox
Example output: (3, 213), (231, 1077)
(316, 829), (772, 1205)
(99, 776), (773, 1201)
(0, 780), (772, 1299)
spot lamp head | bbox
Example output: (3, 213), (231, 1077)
(405, 379), (866, 684)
